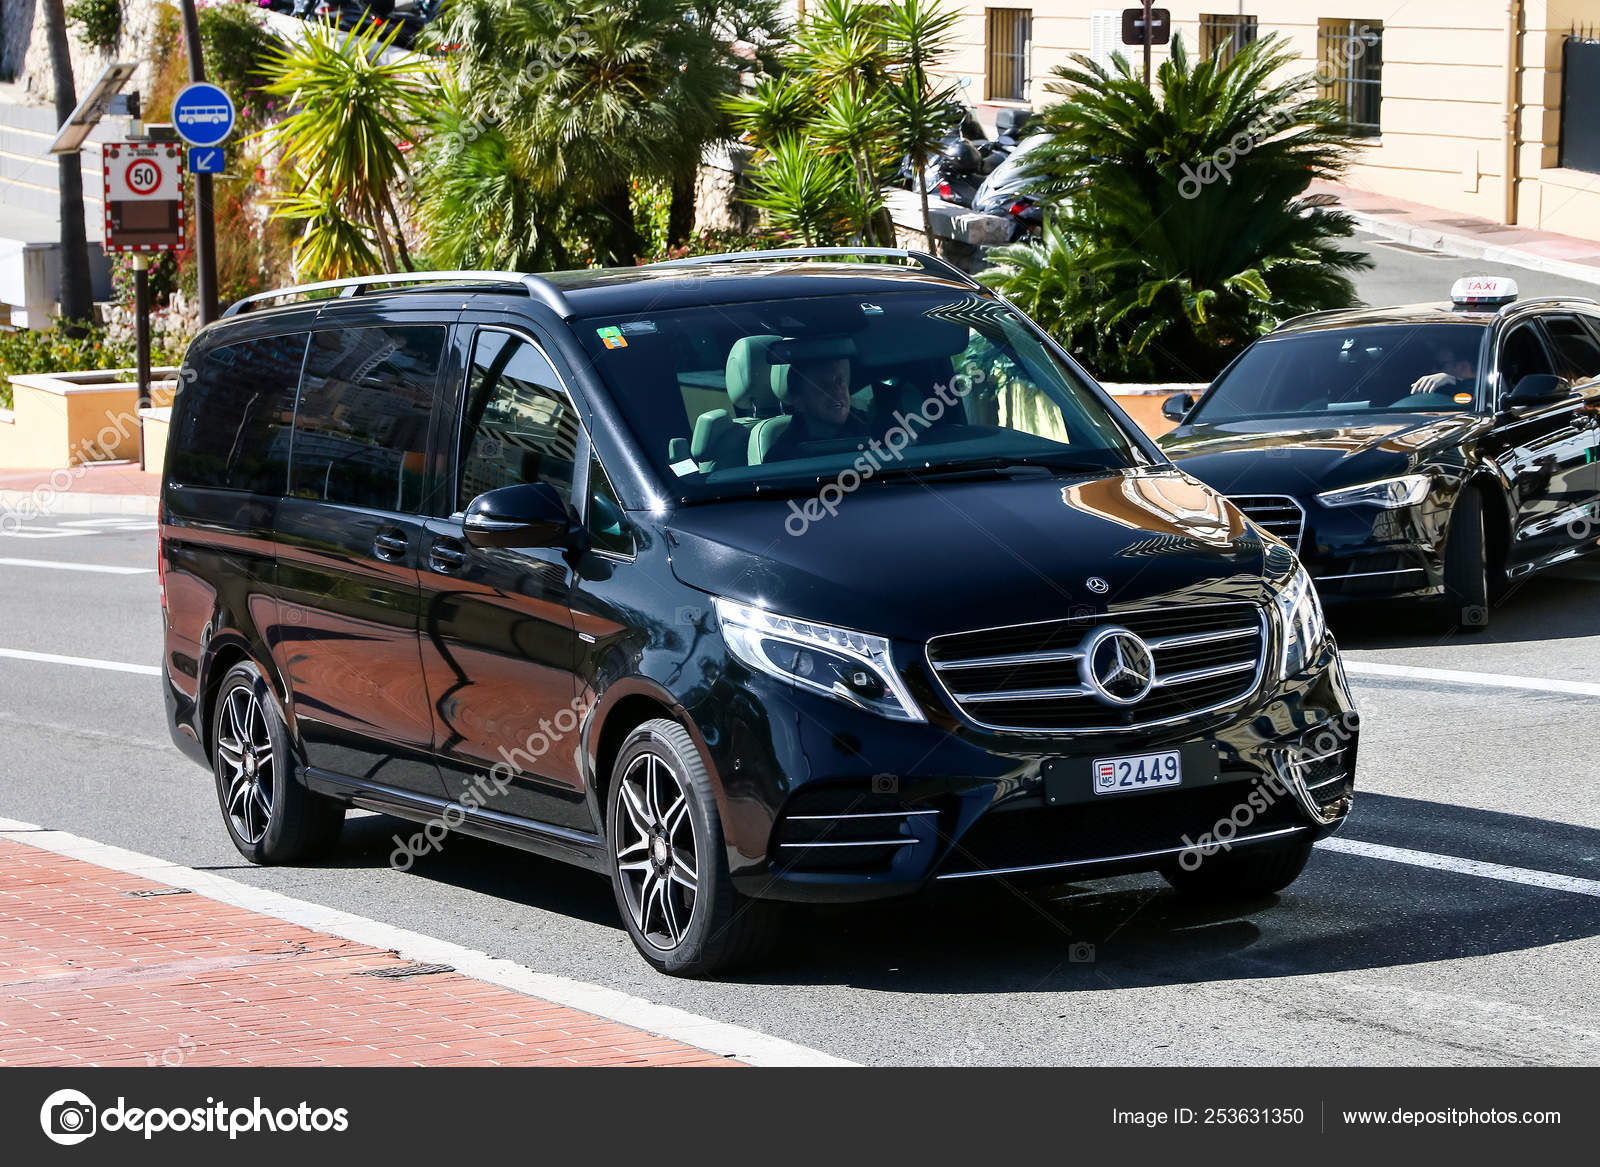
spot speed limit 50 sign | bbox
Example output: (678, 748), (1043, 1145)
(103, 142), (185, 252)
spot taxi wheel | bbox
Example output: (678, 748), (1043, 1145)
(1439, 489), (1490, 633)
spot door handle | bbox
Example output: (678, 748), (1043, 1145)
(373, 530), (408, 561)
(429, 538), (466, 574)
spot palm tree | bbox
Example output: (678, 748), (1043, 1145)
(430, 0), (774, 266)
(987, 33), (1368, 379)
(42, 0), (93, 327)
(746, 135), (863, 244)
(878, 0), (960, 254)
(256, 17), (436, 275)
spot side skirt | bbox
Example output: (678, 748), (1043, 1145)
(303, 768), (609, 875)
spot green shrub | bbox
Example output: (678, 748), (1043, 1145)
(0, 326), (185, 399)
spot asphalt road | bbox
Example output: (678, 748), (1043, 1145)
(1, 512), (1597, 1067)
(1350, 229), (1600, 307)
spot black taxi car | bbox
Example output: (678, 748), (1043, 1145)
(1159, 278), (1600, 629)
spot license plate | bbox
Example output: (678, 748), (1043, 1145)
(1092, 749), (1181, 795)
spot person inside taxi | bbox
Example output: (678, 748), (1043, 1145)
(1410, 344), (1477, 396)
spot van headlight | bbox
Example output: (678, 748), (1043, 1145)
(1273, 564), (1327, 677)
(715, 598), (925, 722)
(1316, 474), (1430, 509)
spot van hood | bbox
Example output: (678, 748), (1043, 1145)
(665, 468), (1273, 642)
(1158, 412), (1479, 496)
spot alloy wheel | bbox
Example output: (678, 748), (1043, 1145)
(217, 684), (275, 846)
(614, 751), (699, 950)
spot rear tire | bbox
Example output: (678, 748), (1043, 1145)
(1439, 488), (1490, 632)
(605, 719), (780, 977)
(1160, 835), (1314, 899)
(210, 662), (344, 865)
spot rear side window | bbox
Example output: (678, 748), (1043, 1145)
(289, 326), (445, 512)
(169, 332), (307, 492)
(1543, 316), (1600, 383)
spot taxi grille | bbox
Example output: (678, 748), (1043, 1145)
(927, 602), (1267, 734)
(1229, 494), (1305, 551)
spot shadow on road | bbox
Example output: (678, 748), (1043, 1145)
(317, 792), (1600, 994)
(1330, 564), (1600, 650)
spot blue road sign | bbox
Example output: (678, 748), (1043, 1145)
(171, 83), (235, 148)
(187, 147), (225, 175)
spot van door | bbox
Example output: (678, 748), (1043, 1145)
(415, 325), (590, 832)
(271, 321), (449, 798)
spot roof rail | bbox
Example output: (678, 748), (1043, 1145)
(1502, 294), (1600, 313)
(221, 270), (574, 319)
(651, 246), (981, 289)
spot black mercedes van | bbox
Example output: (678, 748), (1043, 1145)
(160, 249), (1358, 975)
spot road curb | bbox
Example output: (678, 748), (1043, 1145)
(1348, 210), (1600, 288)
(0, 816), (859, 1068)
(0, 488), (158, 517)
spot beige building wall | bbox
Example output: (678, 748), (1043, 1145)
(937, 1), (1600, 242)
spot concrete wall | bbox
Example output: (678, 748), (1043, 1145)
(934, 1), (1600, 242)
(1, 369), (178, 468)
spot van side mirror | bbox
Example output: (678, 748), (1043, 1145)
(1505, 373), (1569, 407)
(463, 482), (574, 549)
(1162, 393), (1196, 422)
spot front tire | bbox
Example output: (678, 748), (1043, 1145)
(210, 661), (343, 864)
(1439, 488), (1491, 632)
(605, 719), (778, 977)
(1160, 834), (1315, 899)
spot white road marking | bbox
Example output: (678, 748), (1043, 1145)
(0, 648), (161, 676)
(1318, 837), (1600, 899)
(0, 817), (857, 1068)
(0, 557), (153, 575)
(1345, 659), (1600, 699)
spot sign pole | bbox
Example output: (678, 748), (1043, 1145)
(178, 0), (218, 325)
(132, 253), (151, 471)
(1143, 0), (1154, 84)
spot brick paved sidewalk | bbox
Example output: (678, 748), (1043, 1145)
(0, 836), (732, 1067)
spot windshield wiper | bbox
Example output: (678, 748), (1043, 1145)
(863, 455), (1113, 482)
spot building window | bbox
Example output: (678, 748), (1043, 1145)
(1559, 34), (1600, 173)
(1089, 8), (1119, 74)
(1199, 14), (1258, 63)
(1318, 19), (1383, 137)
(986, 8), (1031, 101)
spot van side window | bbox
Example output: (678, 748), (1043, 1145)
(290, 326), (444, 512)
(587, 453), (634, 556)
(458, 331), (580, 509)
(169, 332), (307, 493)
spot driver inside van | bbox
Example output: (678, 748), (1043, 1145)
(766, 355), (873, 461)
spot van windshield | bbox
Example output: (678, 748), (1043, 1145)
(574, 291), (1144, 502)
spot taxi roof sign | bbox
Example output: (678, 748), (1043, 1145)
(1450, 276), (1519, 309)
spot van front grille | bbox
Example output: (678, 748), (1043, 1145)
(927, 602), (1267, 734)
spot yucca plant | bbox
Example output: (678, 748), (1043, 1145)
(746, 136), (864, 244)
(879, 0), (960, 252)
(268, 170), (383, 281)
(255, 17), (436, 274)
(995, 32), (1369, 379)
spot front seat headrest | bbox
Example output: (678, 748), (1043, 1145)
(725, 334), (785, 416)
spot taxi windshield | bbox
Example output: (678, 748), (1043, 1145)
(1193, 323), (1489, 423)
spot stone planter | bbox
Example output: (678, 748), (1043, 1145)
(1, 367), (180, 470)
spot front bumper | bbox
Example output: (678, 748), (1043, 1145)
(695, 638), (1357, 904)
(1297, 500), (1446, 600)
